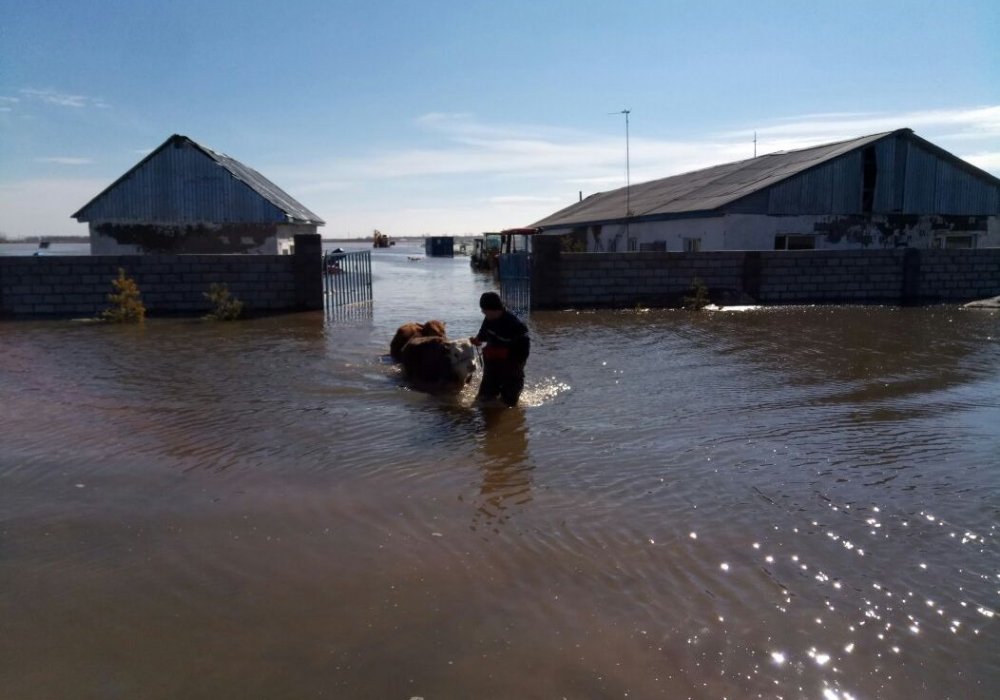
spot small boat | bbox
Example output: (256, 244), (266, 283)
(407, 255), (423, 262)
(33, 241), (51, 256)
(324, 248), (346, 274)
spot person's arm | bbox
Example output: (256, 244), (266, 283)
(469, 319), (487, 346)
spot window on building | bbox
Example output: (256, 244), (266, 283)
(943, 235), (975, 249)
(774, 234), (817, 250)
(627, 237), (638, 252)
(683, 237), (701, 252)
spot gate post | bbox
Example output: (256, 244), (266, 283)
(531, 235), (561, 310)
(293, 233), (324, 310)
(901, 247), (921, 305)
(742, 251), (762, 302)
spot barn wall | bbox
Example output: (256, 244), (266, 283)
(77, 140), (287, 223)
(904, 141), (1000, 214)
(766, 151), (863, 215)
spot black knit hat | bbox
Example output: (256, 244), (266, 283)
(479, 291), (504, 311)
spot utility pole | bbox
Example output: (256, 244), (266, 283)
(608, 108), (632, 241)
(620, 109), (631, 216)
(754, 131), (757, 158)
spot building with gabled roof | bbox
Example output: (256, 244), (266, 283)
(531, 128), (1000, 252)
(73, 134), (324, 255)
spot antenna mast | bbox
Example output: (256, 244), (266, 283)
(608, 108), (633, 237)
(621, 109), (631, 216)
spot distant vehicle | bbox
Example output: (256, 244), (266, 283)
(373, 230), (394, 248)
(470, 229), (538, 271)
(470, 233), (502, 270)
(33, 241), (51, 256)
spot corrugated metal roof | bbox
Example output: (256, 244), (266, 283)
(531, 129), (920, 228)
(73, 134), (325, 225)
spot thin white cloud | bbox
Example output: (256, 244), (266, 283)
(727, 106), (1000, 144)
(301, 105), (1000, 193)
(487, 195), (566, 205)
(19, 88), (109, 109)
(36, 157), (93, 166)
(964, 151), (1000, 172)
(270, 104), (1000, 235)
(0, 178), (102, 238)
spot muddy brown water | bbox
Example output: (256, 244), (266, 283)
(2, 242), (999, 699)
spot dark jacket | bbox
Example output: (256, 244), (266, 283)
(475, 311), (530, 365)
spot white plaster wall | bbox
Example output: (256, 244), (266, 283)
(987, 217), (1000, 247)
(89, 226), (143, 255)
(724, 214), (1000, 249)
(546, 214), (1000, 252)
(546, 218), (728, 252)
(277, 224), (316, 255)
(86, 221), (320, 255)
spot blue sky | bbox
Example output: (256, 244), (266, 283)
(2, 0), (998, 239)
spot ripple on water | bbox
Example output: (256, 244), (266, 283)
(2, 283), (1000, 698)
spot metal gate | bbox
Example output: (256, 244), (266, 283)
(323, 250), (373, 309)
(498, 252), (531, 314)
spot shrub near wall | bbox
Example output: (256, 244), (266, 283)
(552, 251), (747, 308)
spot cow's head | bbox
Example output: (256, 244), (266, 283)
(446, 339), (478, 385)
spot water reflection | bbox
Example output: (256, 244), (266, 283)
(473, 405), (532, 533)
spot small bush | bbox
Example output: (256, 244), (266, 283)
(560, 233), (587, 253)
(203, 282), (244, 321)
(683, 277), (710, 311)
(101, 268), (145, 323)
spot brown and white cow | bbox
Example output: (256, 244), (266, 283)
(389, 319), (447, 361)
(397, 335), (477, 394)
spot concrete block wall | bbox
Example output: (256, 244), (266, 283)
(0, 234), (323, 318)
(919, 249), (1000, 301)
(530, 237), (1000, 308)
(553, 251), (746, 307)
(756, 250), (906, 303)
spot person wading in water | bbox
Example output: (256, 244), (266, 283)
(469, 291), (530, 406)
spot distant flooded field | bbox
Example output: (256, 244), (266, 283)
(2, 242), (999, 699)
(0, 241), (92, 256)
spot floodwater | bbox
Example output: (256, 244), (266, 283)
(2, 242), (998, 699)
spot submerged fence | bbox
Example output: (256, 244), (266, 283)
(323, 250), (373, 308)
